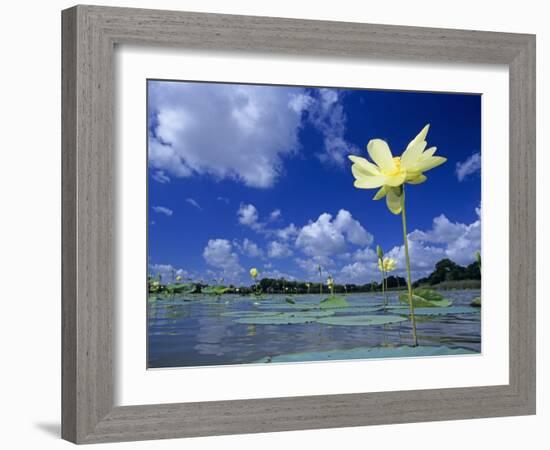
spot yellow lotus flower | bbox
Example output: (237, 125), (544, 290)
(378, 257), (397, 273)
(327, 276), (334, 287)
(175, 275), (182, 282)
(349, 124), (446, 214)
(249, 268), (258, 279)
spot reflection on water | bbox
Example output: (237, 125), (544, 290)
(147, 290), (481, 368)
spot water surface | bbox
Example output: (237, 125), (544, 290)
(147, 290), (481, 368)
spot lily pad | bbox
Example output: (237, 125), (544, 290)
(255, 345), (477, 363)
(399, 290), (453, 307)
(334, 306), (384, 314)
(220, 311), (281, 318)
(319, 296), (349, 309)
(292, 310), (335, 318)
(202, 285), (230, 295)
(414, 289), (444, 302)
(395, 306), (480, 316)
(317, 314), (407, 326)
(258, 301), (319, 311)
(235, 310), (334, 325)
(165, 283), (197, 294)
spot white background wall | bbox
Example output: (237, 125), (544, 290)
(0, 1), (546, 449)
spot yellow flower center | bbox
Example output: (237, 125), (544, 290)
(393, 157), (401, 170)
(383, 157), (404, 176)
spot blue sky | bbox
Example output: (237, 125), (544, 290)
(147, 80), (481, 285)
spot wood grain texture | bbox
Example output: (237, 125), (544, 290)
(61, 4), (536, 444)
(61, 7), (77, 443)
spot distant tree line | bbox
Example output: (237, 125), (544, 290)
(413, 258), (481, 287)
(149, 258), (481, 294)
(255, 276), (407, 295)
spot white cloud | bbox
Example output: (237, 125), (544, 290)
(288, 93), (314, 113)
(333, 209), (373, 246)
(148, 263), (189, 282)
(148, 82), (306, 188)
(237, 203), (262, 230)
(296, 213), (346, 256)
(385, 241), (446, 280)
(275, 223), (299, 241)
(408, 213), (481, 266)
(151, 170), (170, 184)
(353, 247), (377, 262)
(267, 241), (293, 258)
(185, 198), (202, 210)
(445, 221), (481, 265)
(236, 206), (306, 251)
(149, 83), (359, 188)
(295, 88), (360, 165)
(234, 238), (263, 258)
(202, 239), (244, 281)
(384, 211), (481, 278)
(409, 214), (468, 244)
(456, 152), (481, 181)
(262, 269), (295, 280)
(295, 256), (336, 276)
(337, 252), (353, 261)
(152, 205), (173, 216)
(340, 261), (380, 284)
(295, 209), (373, 257)
(269, 209), (282, 221)
(340, 209), (481, 282)
(237, 203), (285, 234)
(217, 196), (230, 204)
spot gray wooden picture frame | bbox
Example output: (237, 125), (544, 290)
(61, 4), (536, 444)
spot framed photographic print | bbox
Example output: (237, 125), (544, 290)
(62, 5), (536, 444)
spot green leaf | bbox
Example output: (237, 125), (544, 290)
(413, 289), (444, 302)
(234, 310), (334, 325)
(255, 345), (477, 363)
(202, 285), (230, 295)
(470, 297), (481, 307)
(165, 283), (197, 294)
(317, 315), (407, 326)
(258, 302), (319, 311)
(319, 296), (349, 309)
(334, 306), (384, 314)
(399, 289), (452, 307)
(220, 311), (281, 318)
(394, 306), (480, 316)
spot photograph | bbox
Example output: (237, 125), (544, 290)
(146, 80), (482, 368)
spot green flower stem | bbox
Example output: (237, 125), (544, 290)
(385, 273), (388, 305)
(401, 188), (418, 347)
(381, 270), (388, 308)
